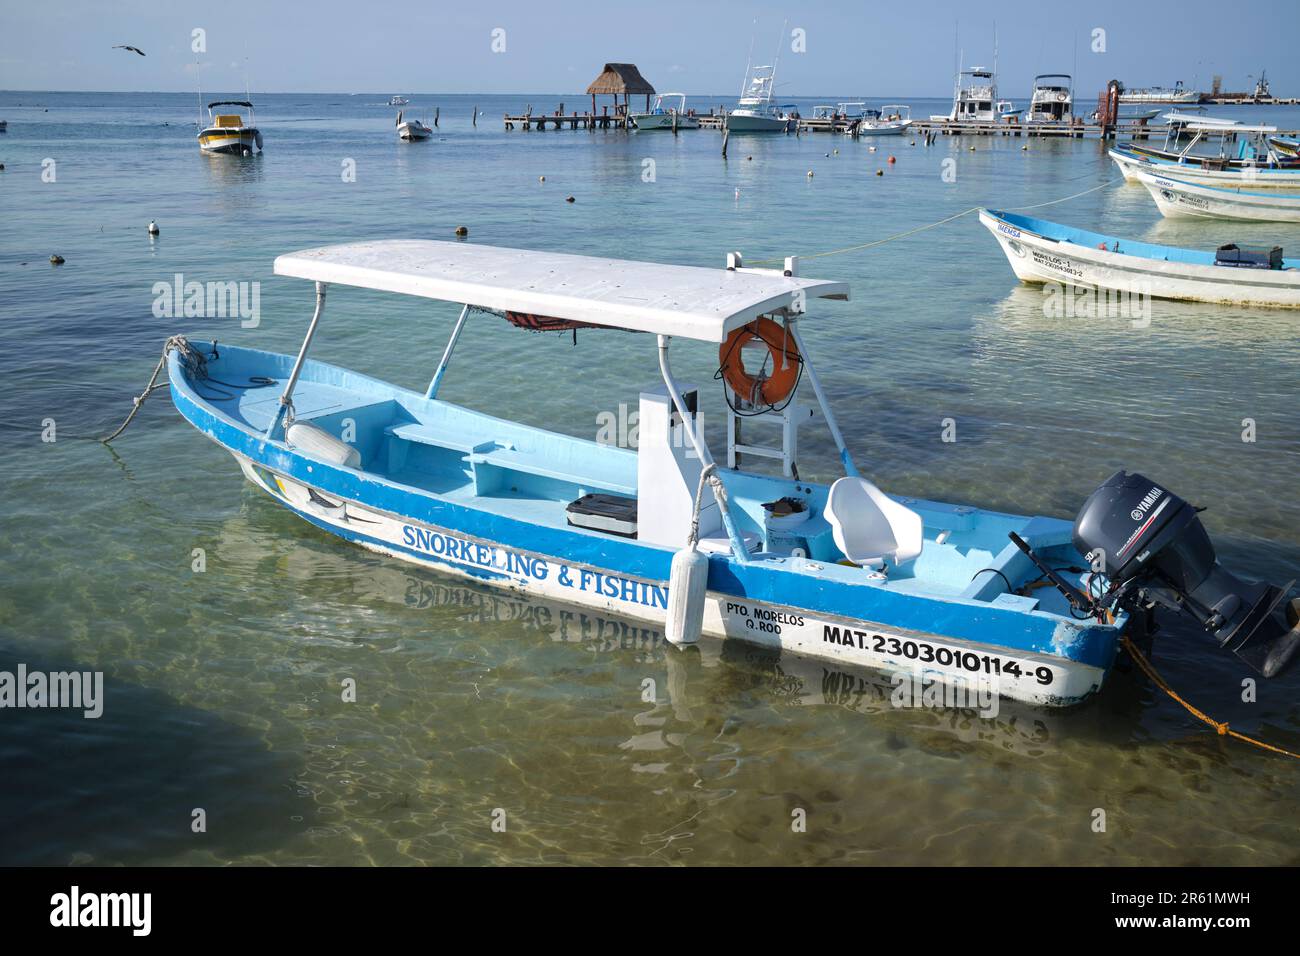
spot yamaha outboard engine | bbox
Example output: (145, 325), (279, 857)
(1073, 470), (1300, 677)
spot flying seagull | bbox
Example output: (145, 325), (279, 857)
(113, 45), (146, 56)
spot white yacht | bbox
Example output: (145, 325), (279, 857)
(387, 95), (409, 107)
(1026, 74), (1073, 124)
(727, 64), (792, 132)
(931, 67), (1016, 123)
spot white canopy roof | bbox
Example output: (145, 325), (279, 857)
(1184, 122), (1278, 133)
(273, 240), (849, 343)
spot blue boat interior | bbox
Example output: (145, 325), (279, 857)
(987, 209), (1299, 269)
(184, 344), (1105, 623)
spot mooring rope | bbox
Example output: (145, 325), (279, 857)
(1010, 177), (1119, 211)
(687, 462), (724, 548)
(748, 177), (1118, 266)
(1121, 636), (1300, 760)
(100, 335), (206, 443)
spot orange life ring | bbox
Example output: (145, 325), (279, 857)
(719, 318), (801, 406)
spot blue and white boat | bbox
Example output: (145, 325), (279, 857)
(168, 242), (1300, 706)
(1109, 120), (1300, 189)
(980, 208), (1300, 307)
(1134, 169), (1300, 222)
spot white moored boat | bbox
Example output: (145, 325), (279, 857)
(164, 242), (1300, 707)
(197, 100), (263, 155)
(727, 64), (792, 132)
(396, 110), (432, 141)
(1134, 169), (1300, 222)
(931, 66), (1017, 123)
(980, 208), (1300, 308)
(630, 93), (699, 130)
(1026, 74), (1073, 124)
(1109, 119), (1300, 189)
(857, 104), (911, 136)
(1110, 145), (1300, 189)
(1119, 81), (1201, 104)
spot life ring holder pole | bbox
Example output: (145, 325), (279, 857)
(657, 334), (751, 564)
(786, 318), (859, 480)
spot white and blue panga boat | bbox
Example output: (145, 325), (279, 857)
(1134, 169), (1300, 223)
(980, 208), (1300, 308)
(1108, 120), (1300, 190)
(168, 242), (1300, 706)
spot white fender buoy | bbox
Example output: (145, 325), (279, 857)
(665, 547), (708, 645)
(147, 220), (159, 235)
(286, 421), (360, 468)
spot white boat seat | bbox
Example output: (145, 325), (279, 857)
(826, 476), (923, 570)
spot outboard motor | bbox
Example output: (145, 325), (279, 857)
(1073, 470), (1300, 677)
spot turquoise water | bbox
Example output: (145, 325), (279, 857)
(2, 91), (1298, 866)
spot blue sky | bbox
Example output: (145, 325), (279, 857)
(2, 0), (1296, 97)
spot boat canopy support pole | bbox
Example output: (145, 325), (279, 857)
(786, 318), (859, 479)
(657, 335), (750, 564)
(425, 304), (470, 400)
(265, 281), (327, 439)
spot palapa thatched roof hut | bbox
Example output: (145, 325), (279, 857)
(585, 63), (655, 114)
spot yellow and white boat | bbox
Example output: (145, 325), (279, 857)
(198, 100), (263, 155)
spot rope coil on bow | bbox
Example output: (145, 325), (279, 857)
(101, 336), (206, 443)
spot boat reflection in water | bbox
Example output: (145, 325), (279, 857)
(260, 521), (1140, 761)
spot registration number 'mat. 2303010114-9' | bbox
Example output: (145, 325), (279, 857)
(821, 625), (1057, 686)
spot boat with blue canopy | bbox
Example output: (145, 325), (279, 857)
(980, 208), (1300, 307)
(168, 241), (1300, 706)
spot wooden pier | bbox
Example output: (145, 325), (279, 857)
(503, 108), (631, 130)
(505, 104), (1300, 140)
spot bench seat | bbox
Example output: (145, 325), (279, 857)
(464, 443), (636, 497)
(384, 422), (480, 454)
(384, 424), (637, 498)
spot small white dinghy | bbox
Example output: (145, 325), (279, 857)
(1134, 169), (1300, 222)
(980, 208), (1300, 308)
